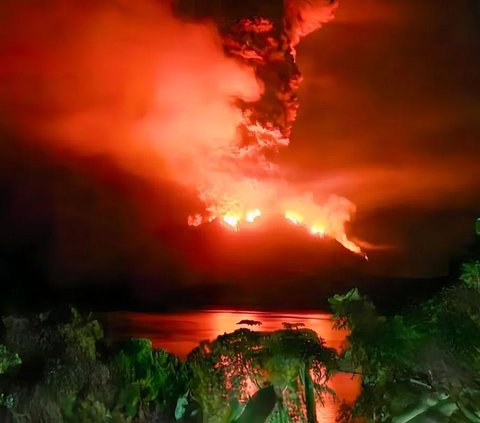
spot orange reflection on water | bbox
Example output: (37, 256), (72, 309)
(105, 310), (360, 422)
(106, 310), (349, 358)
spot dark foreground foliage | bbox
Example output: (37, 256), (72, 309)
(0, 308), (186, 423)
(1, 261), (480, 422)
(0, 309), (336, 422)
(187, 327), (336, 422)
(332, 260), (480, 422)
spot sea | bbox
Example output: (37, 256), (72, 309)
(105, 310), (360, 423)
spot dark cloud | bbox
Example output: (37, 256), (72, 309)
(279, 0), (480, 276)
(0, 0), (259, 306)
(0, 136), (200, 310)
(1, 0), (480, 311)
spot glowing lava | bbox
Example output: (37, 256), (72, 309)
(246, 209), (262, 223)
(311, 225), (326, 237)
(181, 1), (365, 257)
(285, 211), (304, 225)
(189, 203), (363, 256)
(222, 215), (241, 230)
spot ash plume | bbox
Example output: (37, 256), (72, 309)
(0, 0), (362, 275)
(173, 0), (359, 252)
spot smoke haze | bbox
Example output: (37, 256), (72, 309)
(1, 0), (480, 307)
(285, 0), (480, 275)
(0, 0), (263, 197)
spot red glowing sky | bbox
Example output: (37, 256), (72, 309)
(1, 0), (480, 298)
(288, 0), (480, 208)
(287, 0), (480, 275)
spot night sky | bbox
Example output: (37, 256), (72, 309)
(1, 0), (479, 310)
(288, 0), (480, 276)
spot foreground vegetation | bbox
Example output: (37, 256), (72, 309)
(1, 261), (480, 422)
(332, 260), (480, 422)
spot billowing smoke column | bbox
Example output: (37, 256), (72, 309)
(220, 0), (336, 137)
(0, 0), (361, 257)
(174, 0), (362, 254)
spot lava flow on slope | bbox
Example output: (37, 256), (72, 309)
(174, 0), (364, 256)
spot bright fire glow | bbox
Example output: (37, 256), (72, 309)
(180, 5), (366, 256)
(0, 0), (364, 257)
(311, 225), (326, 237)
(190, 197), (364, 256)
(246, 209), (262, 223)
(222, 215), (241, 229)
(285, 211), (304, 225)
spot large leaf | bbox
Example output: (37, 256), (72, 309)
(391, 395), (457, 423)
(234, 386), (276, 423)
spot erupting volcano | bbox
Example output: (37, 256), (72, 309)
(173, 0), (363, 255)
(0, 0), (378, 299)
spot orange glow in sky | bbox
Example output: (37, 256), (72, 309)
(0, 0), (365, 256)
(107, 310), (361, 422)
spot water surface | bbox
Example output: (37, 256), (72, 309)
(105, 310), (360, 422)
